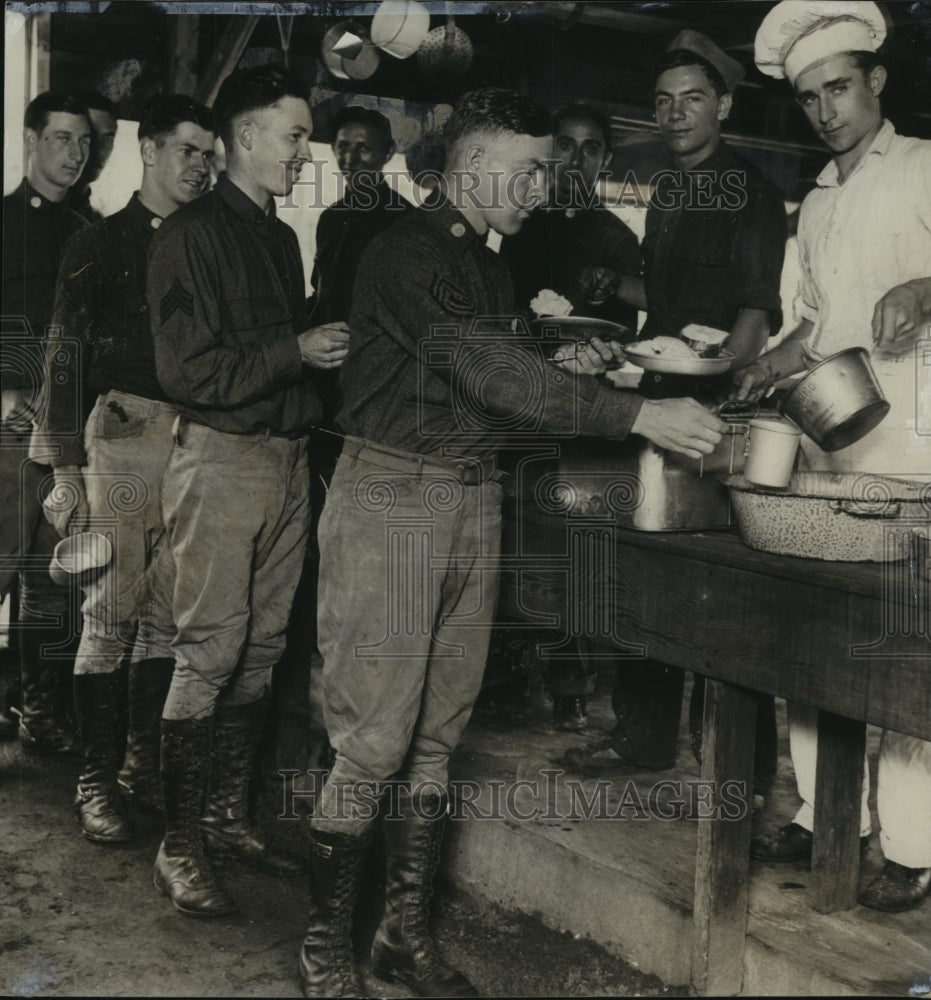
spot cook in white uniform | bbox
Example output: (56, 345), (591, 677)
(736, 0), (931, 912)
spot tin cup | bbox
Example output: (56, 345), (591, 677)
(744, 417), (802, 489)
(49, 532), (113, 587)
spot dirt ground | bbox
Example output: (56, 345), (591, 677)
(0, 735), (683, 998)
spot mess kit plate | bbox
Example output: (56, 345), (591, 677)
(530, 315), (632, 342)
(621, 346), (736, 375)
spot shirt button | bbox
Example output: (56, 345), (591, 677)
(451, 222), (466, 237)
(140, 304), (148, 313)
(150, 217), (162, 229)
(30, 196), (42, 209)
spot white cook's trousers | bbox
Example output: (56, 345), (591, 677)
(791, 360), (931, 869)
(788, 703), (931, 868)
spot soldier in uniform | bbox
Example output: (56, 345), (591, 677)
(1, 92), (91, 754)
(147, 66), (349, 918)
(298, 86), (726, 999)
(66, 91), (118, 223)
(41, 95), (215, 844)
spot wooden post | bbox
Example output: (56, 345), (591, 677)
(691, 678), (757, 997)
(811, 711), (867, 912)
(168, 14), (200, 98)
(195, 15), (260, 108)
(28, 11), (51, 97)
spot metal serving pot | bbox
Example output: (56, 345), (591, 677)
(779, 347), (890, 452)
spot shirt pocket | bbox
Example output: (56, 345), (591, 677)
(226, 296), (291, 343)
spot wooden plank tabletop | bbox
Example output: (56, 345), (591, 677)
(506, 502), (903, 598)
(502, 507), (931, 740)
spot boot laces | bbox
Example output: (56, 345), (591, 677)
(331, 851), (363, 936)
(177, 765), (211, 871)
(318, 854), (364, 988)
(405, 832), (446, 972)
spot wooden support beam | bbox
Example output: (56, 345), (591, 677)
(169, 14), (200, 98)
(28, 11), (51, 98)
(811, 711), (868, 913)
(691, 678), (757, 997)
(195, 15), (260, 108)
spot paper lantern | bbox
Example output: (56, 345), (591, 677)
(322, 21), (381, 81)
(370, 0), (430, 59)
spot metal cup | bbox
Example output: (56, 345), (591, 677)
(49, 532), (113, 587)
(744, 417), (802, 489)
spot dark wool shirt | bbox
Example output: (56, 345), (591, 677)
(339, 197), (644, 459)
(41, 193), (170, 467)
(2, 179), (86, 392)
(148, 172), (320, 437)
(499, 203), (642, 332)
(308, 178), (413, 429)
(640, 141), (787, 340)
(309, 179), (413, 326)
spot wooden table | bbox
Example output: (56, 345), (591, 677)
(499, 506), (931, 996)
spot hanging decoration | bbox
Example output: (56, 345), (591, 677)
(418, 13), (473, 80)
(370, 0), (431, 59)
(321, 20), (381, 81)
(276, 13), (294, 68)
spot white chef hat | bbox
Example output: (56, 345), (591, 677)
(754, 1), (887, 84)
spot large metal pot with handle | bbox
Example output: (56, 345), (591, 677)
(779, 347), (890, 452)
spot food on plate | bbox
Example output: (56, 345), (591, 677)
(530, 288), (573, 318)
(630, 336), (699, 360)
(605, 356), (644, 389)
(681, 323), (730, 358)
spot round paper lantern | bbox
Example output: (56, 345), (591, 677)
(322, 22), (381, 81)
(370, 0), (430, 59)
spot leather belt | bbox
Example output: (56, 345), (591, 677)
(341, 435), (505, 486)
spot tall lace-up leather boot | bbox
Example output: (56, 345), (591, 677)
(371, 791), (479, 998)
(18, 623), (79, 755)
(201, 698), (301, 873)
(73, 670), (133, 843)
(298, 828), (370, 998)
(117, 658), (174, 813)
(154, 718), (237, 918)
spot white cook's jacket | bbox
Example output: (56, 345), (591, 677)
(794, 120), (931, 475)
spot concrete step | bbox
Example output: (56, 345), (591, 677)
(444, 698), (931, 997)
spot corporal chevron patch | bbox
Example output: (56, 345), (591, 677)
(160, 278), (194, 324)
(430, 275), (474, 316)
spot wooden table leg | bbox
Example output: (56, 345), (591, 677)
(811, 710), (867, 913)
(690, 679), (757, 997)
